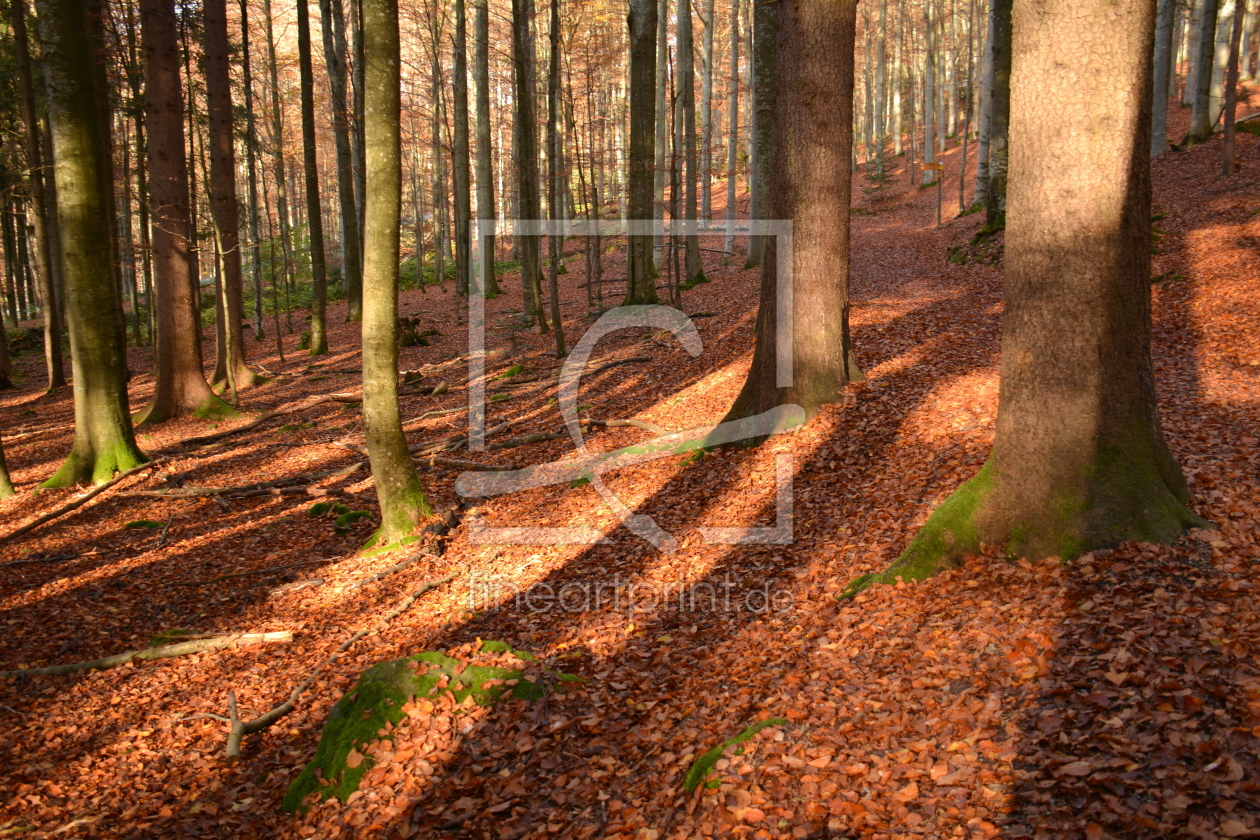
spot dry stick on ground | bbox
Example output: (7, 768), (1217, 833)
(118, 460), (368, 498)
(0, 632), (293, 679)
(0, 457), (174, 544)
(176, 560), (329, 586)
(225, 574), (457, 759)
(353, 507), (466, 588)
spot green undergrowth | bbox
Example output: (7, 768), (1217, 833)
(683, 717), (787, 793)
(282, 642), (580, 812)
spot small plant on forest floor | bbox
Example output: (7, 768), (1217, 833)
(1152, 271), (1185, 288)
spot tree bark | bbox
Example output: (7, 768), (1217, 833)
(11, 0), (66, 391)
(744, 0), (775, 267)
(1190, 0), (1221, 139)
(135, 0), (233, 426)
(239, 0), (266, 341)
(319, 0), (363, 321)
(473, 0), (500, 296)
(1222, 0), (1248, 173)
(453, 0), (473, 296)
(297, 0), (330, 355)
(546, 0), (567, 355)
(723, 0), (739, 252)
(1152, 0), (1176, 155)
(678, 0), (704, 283)
(982, 0), (1011, 230)
(361, 0), (433, 545)
(847, 0), (1208, 597)
(262, 0), (296, 331)
(511, 0), (548, 319)
(722, 0), (862, 429)
(625, 0), (660, 303)
(700, 0), (716, 219)
(37, 0), (148, 486)
(205, 0), (261, 393)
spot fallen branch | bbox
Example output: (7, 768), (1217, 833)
(0, 631), (292, 679)
(0, 552), (78, 568)
(118, 461), (368, 499)
(226, 574), (456, 759)
(178, 394), (362, 449)
(177, 560), (328, 586)
(486, 432), (568, 451)
(415, 455), (517, 471)
(402, 406), (464, 426)
(0, 457), (173, 545)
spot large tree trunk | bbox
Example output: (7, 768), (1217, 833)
(744, 0), (775, 268)
(625, 0), (660, 304)
(297, 0), (330, 355)
(319, 0), (362, 321)
(722, 0), (862, 429)
(361, 0), (433, 545)
(848, 0), (1208, 598)
(11, 0), (66, 391)
(453, 0), (473, 296)
(135, 0), (232, 426)
(205, 0), (261, 393)
(37, 0), (147, 486)
(511, 0), (548, 319)
(472, 0), (499, 296)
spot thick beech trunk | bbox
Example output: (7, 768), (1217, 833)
(625, 0), (660, 304)
(847, 0), (1208, 598)
(361, 0), (432, 544)
(722, 0), (862, 428)
(511, 0), (548, 319)
(38, 0), (147, 486)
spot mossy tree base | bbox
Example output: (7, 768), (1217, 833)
(134, 392), (238, 427)
(41, 439), (147, 488)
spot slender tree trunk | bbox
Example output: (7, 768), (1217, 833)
(361, 0), (432, 544)
(653, 0), (669, 255)
(296, 0), (330, 354)
(1152, 0), (1176, 155)
(974, 0), (994, 204)
(453, 0), (473, 296)
(722, 0), (862, 429)
(874, 0), (887, 174)
(0, 436), (14, 496)
(1190, 0), (1220, 139)
(724, 0), (739, 252)
(744, 0), (775, 267)
(1222, 0), (1247, 173)
(546, 0), (566, 355)
(678, 0), (703, 282)
(509, 0), (547, 320)
(700, 0), (716, 219)
(923, 0), (938, 184)
(262, 0), (295, 331)
(38, 0), (148, 485)
(205, 0), (261, 392)
(473, 0), (499, 296)
(136, 0), (233, 425)
(626, 0), (661, 303)
(240, 0), (266, 341)
(983, 0), (1011, 230)
(11, 0), (66, 390)
(850, 0), (1207, 596)
(319, 0), (362, 321)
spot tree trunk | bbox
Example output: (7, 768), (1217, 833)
(848, 0), (1208, 597)
(38, 0), (148, 486)
(136, 0), (233, 426)
(983, 0), (1011, 230)
(625, 0), (660, 304)
(700, 0), (716, 219)
(744, 0), (775, 268)
(723, 0), (739, 253)
(923, 0), (937, 184)
(361, 0), (433, 545)
(722, 0), (862, 429)
(453, 0), (473, 296)
(319, 0), (362, 322)
(1190, 0), (1220, 139)
(1152, 0), (1176, 156)
(546, 0), (567, 355)
(653, 0), (669, 255)
(678, 0), (704, 283)
(874, 0), (886, 174)
(1221, 0), (1247, 173)
(473, 0), (499, 296)
(205, 0), (261, 393)
(11, 0), (66, 391)
(262, 0), (296, 332)
(297, 0), (330, 355)
(239, 0), (266, 341)
(510, 0), (547, 319)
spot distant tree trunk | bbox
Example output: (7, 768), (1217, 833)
(722, 0), (862, 430)
(361, 0), (432, 544)
(923, 0), (937, 184)
(1222, 0), (1247, 173)
(136, 0), (233, 426)
(973, 0), (993, 204)
(849, 0), (1207, 596)
(205, 0), (261, 393)
(653, 0), (669, 255)
(983, 0), (1011, 230)
(319, 0), (363, 321)
(453, 0), (473, 296)
(678, 0), (704, 283)
(1209, 0), (1235, 127)
(473, 0), (499, 296)
(1190, 0), (1220, 139)
(38, 0), (147, 485)
(11, 0), (66, 391)
(1152, 0), (1176, 156)
(744, 0), (775, 267)
(510, 0), (547, 320)
(723, 0), (739, 252)
(262, 0), (295, 332)
(625, 0), (660, 304)
(874, 0), (886, 174)
(546, 0), (567, 355)
(700, 0), (716, 219)
(240, 0), (266, 341)
(297, 0), (330, 355)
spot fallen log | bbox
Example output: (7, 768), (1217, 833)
(0, 631), (293, 679)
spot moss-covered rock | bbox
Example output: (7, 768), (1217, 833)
(282, 642), (579, 812)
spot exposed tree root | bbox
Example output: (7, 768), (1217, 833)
(0, 457), (173, 545)
(0, 632), (293, 679)
(225, 574), (456, 759)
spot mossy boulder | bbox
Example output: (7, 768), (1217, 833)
(282, 642), (579, 812)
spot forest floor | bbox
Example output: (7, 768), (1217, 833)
(2, 111), (1260, 840)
